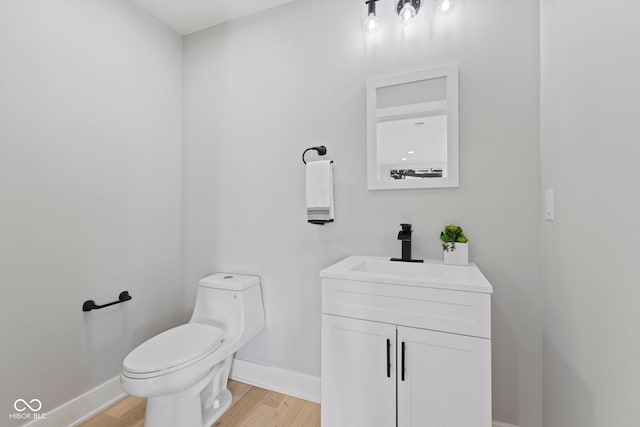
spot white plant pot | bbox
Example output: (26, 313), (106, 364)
(443, 242), (469, 266)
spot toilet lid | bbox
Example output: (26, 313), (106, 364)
(124, 323), (223, 374)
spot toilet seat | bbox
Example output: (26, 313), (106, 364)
(123, 323), (223, 378)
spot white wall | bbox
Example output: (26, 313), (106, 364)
(0, 0), (182, 421)
(182, 0), (541, 425)
(541, 1), (640, 426)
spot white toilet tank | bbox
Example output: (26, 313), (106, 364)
(191, 273), (265, 346)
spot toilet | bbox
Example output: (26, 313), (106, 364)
(120, 273), (265, 427)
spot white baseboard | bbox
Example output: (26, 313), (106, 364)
(22, 376), (125, 427)
(230, 358), (321, 404)
(493, 421), (520, 427)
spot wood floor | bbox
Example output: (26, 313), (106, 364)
(79, 380), (320, 427)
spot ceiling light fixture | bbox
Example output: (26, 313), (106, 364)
(364, 0), (379, 31)
(365, 0), (452, 31)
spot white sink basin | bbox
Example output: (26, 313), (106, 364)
(320, 256), (493, 293)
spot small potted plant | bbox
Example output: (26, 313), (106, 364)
(440, 224), (469, 265)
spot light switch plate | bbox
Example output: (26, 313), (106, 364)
(544, 189), (555, 221)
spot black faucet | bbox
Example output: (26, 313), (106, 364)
(390, 224), (424, 263)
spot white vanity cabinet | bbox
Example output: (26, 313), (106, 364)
(320, 256), (493, 427)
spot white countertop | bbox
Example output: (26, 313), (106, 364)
(320, 255), (493, 294)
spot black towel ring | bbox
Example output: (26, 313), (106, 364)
(302, 146), (327, 164)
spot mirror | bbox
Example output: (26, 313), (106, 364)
(367, 66), (459, 190)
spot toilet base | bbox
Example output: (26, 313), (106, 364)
(143, 356), (233, 427)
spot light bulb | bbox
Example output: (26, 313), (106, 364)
(438, 0), (453, 13)
(364, 13), (378, 31)
(400, 4), (417, 21)
(396, 0), (420, 23)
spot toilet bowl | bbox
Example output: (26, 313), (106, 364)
(121, 273), (265, 427)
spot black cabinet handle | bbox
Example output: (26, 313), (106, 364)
(386, 339), (391, 378)
(401, 341), (406, 381)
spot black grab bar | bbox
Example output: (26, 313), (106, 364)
(82, 291), (132, 312)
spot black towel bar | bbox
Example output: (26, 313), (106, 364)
(82, 291), (132, 312)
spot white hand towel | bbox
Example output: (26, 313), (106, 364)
(306, 160), (334, 225)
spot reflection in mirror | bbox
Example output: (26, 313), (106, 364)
(367, 66), (458, 190)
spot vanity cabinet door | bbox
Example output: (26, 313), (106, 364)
(321, 315), (397, 427)
(397, 326), (492, 427)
